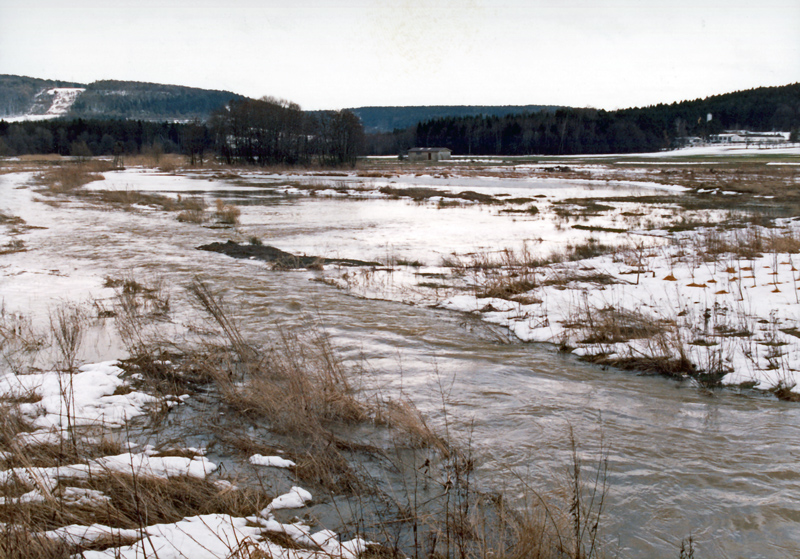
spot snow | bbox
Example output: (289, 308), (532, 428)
(248, 516), (371, 559)
(43, 88), (85, 116)
(557, 144), (800, 158)
(4, 155), (800, 557)
(435, 228), (800, 393)
(261, 486), (313, 515)
(42, 495), (369, 559)
(0, 447), (217, 487)
(65, 513), (370, 559)
(249, 454), (296, 468)
(66, 515), (265, 559)
(0, 360), (160, 437)
(2, 88), (85, 122)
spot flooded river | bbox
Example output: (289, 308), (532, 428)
(2, 170), (800, 558)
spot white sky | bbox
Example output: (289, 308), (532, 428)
(1, 0), (798, 110)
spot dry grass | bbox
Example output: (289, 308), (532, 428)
(561, 297), (704, 380)
(0, 349), (272, 558)
(0, 310), (47, 376)
(199, 319), (368, 440)
(478, 277), (538, 300)
(29, 160), (210, 216)
(0, 527), (72, 559)
(119, 153), (188, 173)
(214, 199), (241, 225)
(676, 228), (800, 271)
(564, 238), (616, 262)
(17, 154), (68, 162)
(1, 271), (618, 559)
(0, 464), (271, 556)
(453, 243), (619, 303)
(567, 305), (668, 345)
(376, 398), (447, 453)
(35, 164), (108, 193)
(379, 186), (499, 204)
(0, 240), (26, 255)
(181, 278), (460, 493)
(73, 189), (206, 215)
(371, 427), (609, 559)
(0, 212), (25, 226)
(177, 204), (207, 224)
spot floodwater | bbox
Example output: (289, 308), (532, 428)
(2, 169), (800, 558)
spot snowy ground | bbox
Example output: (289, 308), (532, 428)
(0, 169), (375, 558)
(0, 351), (367, 558)
(3, 87), (85, 122)
(2, 148), (800, 556)
(0, 354), (370, 558)
(288, 148), (800, 396)
(9, 152), (800, 398)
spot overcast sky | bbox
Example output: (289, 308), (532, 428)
(1, 0), (798, 110)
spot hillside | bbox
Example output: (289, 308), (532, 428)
(1, 76), (797, 157)
(0, 75), (84, 117)
(69, 80), (246, 121)
(0, 75), (245, 122)
(403, 83), (800, 155)
(345, 105), (563, 133)
(617, 83), (800, 135)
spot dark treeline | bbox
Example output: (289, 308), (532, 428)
(0, 118), (186, 157)
(210, 97), (364, 167)
(367, 83), (800, 155)
(0, 97), (365, 166)
(344, 104), (562, 134)
(412, 109), (669, 155)
(2, 83), (797, 160)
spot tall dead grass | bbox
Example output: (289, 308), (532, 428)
(2, 274), (618, 559)
(35, 162), (111, 193)
(0, 315), (273, 558)
(692, 227), (800, 261)
(214, 199), (241, 225)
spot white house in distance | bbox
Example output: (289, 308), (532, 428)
(709, 131), (789, 145)
(407, 147), (452, 161)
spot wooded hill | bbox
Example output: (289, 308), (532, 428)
(1, 76), (797, 159)
(343, 105), (562, 134)
(0, 98), (365, 168)
(0, 75), (245, 121)
(71, 80), (246, 121)
(0, 75), (83, 117)
(381, 83), (800, 156)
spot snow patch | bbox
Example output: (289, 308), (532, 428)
(249, 454), (296, 468)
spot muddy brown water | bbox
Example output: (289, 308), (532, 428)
(3, 172), (800, 558)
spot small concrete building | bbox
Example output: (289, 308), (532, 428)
(407, 147), (452, 162)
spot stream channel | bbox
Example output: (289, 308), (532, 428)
(2, 169), (800, 559)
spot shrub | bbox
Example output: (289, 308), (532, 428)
(214, 199), (241, 225)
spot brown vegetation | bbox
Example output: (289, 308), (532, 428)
(35, 163), (108, 193)
(214, 198), (241, 225)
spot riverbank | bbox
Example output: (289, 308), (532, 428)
(2, 150), (800, 557)
(0, 161), (600, 558)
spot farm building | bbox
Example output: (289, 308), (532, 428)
(709, 131), (789, 145)
(407, 147), (452, 161)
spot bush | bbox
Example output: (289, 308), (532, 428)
(214, 199), (240, 225)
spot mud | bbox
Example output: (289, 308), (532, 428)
(197, 240), (382, 269)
